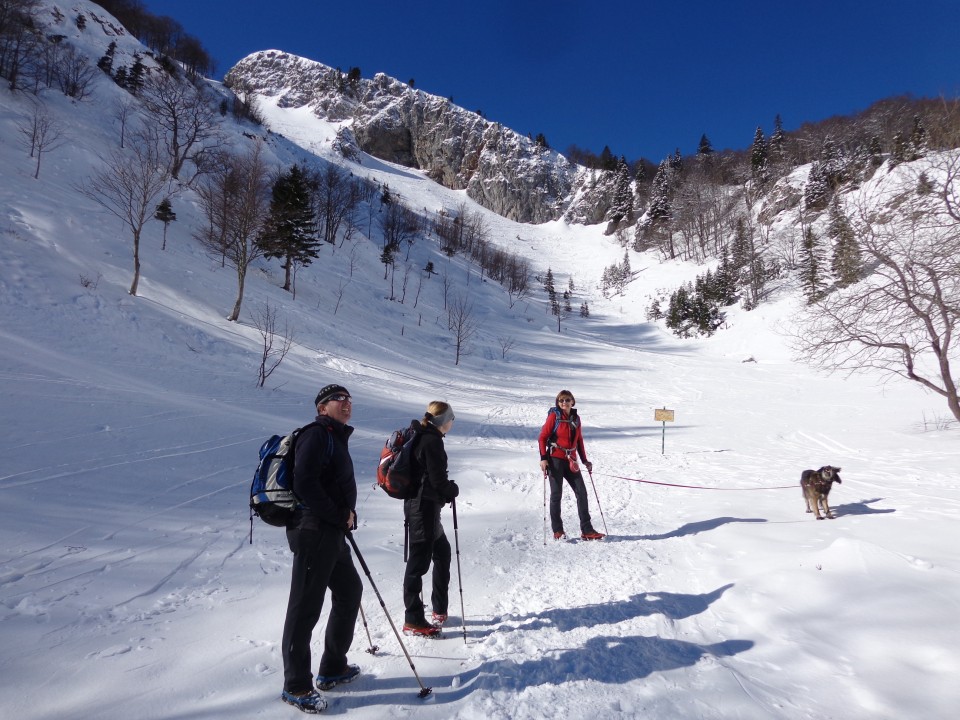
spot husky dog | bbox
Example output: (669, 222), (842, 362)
(800, 466), (842, 519)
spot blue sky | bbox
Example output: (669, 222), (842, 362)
(142, 0), (959, 163)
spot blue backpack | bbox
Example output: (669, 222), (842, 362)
(547, 406), (580, 446)
(248, 422), (331, 541)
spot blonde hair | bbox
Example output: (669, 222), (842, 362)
(421, 400), (454, 428)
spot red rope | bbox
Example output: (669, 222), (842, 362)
(603, 474), (795, 491)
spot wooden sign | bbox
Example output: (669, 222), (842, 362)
(654, 408), (675, 422)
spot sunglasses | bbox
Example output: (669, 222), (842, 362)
(558, 398), (574, 404)
(326, 394), (352, 403)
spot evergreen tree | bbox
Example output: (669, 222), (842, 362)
(599, 146), (617, 171)
(580, 302), (590, 318)
(891, 132), (907, 166)
(868, 135), (884, 168)
(647, 160), (671, 222)
(544, 267), (557, 311)
(800, 226), (826, 303)
(534, 132), (550, 149)
(154, 198), (176, 251)
(908, 114), (927, 161)
(670, 148), (683, 174)
(750, 126), (768, 184)
(258, 165), (320, 293)
(666, 285), (692, 337)
(697, 134), (713, 156)
(804, 162), (831, 210)
(609, 157), (634, 225)
(828, 197), (861, 287)
(97, 41), (116, 74)
(769, 114), (785, 163)
(127, 53), (146, 95)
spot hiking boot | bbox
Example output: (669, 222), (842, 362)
(431, 611), (447, 625)
(281, 689), (327, 714)
(553, 531), (566, 540)
(581, 531), (605, 540)
(403, 621), (441, 638)
(316, 663), (360, 691)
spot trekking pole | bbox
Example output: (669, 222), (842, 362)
(358, 604), (380, 655)
(586, 468), (609, 535)
(450, 498), (468, 644)
(542, 469), (549, 545)
(346, 533), (432, 698)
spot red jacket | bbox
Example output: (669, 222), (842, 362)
(538, 408), (588, 463)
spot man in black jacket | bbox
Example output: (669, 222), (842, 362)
(280, 384), (363, 714)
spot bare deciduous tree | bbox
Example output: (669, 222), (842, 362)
(17, 102), (67, 179)
(195, 144), (271, 321)
(76, 129), (167, 295)
(140, 70), (221, 182)
(448, 294), (478, 366)
(253, 303), (295, 388)
(794, 170), (960, 421)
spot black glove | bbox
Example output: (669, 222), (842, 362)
(446, 481), (460, 500)
(584, 460), (593, 473)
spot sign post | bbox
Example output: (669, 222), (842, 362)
(654, 407), (675, 454)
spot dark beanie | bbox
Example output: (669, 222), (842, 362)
(315, 384), (349, 406)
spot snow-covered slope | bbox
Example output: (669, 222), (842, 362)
(1, 3), (958, 719)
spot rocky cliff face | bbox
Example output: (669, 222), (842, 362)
(225, 51), (615, 225)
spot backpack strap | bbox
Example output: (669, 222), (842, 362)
(547, 407), (580, 452)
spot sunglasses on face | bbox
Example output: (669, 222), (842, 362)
(326, 394), (351, 403)
(558, 398), (574, 404)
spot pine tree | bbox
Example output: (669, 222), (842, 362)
(750, 126), (768, 185)
(804, 162), (831, 211)
(154, 198), (176, 251)
(868, 135), (884, 168)
(610, 157), (634, 225)
(769, 114), (785, 163)
(666, 285), (692, 337)
(97, 41), (116, 74)
(828, 198), (861, 287)
(908, 114), (927, 161)
(599, 146), (616, 171)
(890, 132), (907, 166)
(544, 267), (557, 311)
(800, 226), (826, 303)
(647, 160), (671, 222)
(127, 54), (146, 95)
(258, 165), (320, 293)
(580, 302), (590, 318)
(697, 134), (713, 156)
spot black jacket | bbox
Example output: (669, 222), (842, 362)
(292, 416), (356, 531)
(414, 424), (459, 504)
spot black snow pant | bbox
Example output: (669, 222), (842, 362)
(281, 525), (363, 694)
(547, 455), (596, 536)
(402, 496), (451, 624)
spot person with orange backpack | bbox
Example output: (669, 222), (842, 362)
(538, 390), (604, 541)
(402, 401), (460, 637)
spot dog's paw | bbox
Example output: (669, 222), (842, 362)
(815, 516), (824, 520)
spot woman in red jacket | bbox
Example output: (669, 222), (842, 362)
(538, 390), (604, 541)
